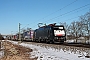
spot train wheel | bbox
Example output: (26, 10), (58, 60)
(52, 40), (55, 44)
(46, 39), (50, 44)
(36, 39), (38, 42)
(38, 39), (41, 43)
(60, 40), (64, 44)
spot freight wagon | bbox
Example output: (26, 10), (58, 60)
(33, 24), (66, 43)
(23, 30), (34, 41)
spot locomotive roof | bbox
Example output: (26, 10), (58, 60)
(39, 25), (64, 28)
(54, 25), (64, 27)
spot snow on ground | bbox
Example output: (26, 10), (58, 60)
(0, 51), (4, 59)
(66, 39), (90, 44)
(2, 40), (90, 60)
(0, 40), (4, 59)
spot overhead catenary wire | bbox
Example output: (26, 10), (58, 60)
(56, 6), (90, 22)
(29, 0), (78, 28)
(38, 0), (78, 20)
(31, 4), (90, 29)
(44, 4), (90, 23)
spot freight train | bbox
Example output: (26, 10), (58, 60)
(9, 23), (66, 43)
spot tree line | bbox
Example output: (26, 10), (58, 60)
(60, 11), (90, 42)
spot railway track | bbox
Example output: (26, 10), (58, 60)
(14, 40), (90, 48)
(63, 43), (90, 48)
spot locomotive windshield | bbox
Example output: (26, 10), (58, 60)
(53, 26), (65, 36)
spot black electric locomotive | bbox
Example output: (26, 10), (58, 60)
(33, 24), (66, 43)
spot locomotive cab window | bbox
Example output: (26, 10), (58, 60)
(53, 26), (65, 36)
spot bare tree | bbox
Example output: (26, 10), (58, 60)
(79, 12), (90, 39)
(68, 21), (81, 42)
(62, 11), (90, 43)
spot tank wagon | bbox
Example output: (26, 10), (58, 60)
(33, 24), (66, 43)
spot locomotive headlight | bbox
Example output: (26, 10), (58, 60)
(55, 37), (58, 39)
(59, 27), (63, 29)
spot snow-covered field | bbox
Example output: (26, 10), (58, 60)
(0, 40), (90, 60)
(0, 51), (4, 59)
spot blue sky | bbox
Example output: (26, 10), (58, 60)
(0, 0), (90, 35)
